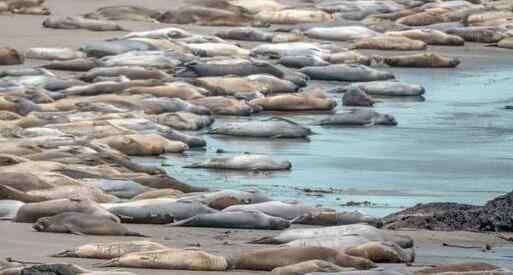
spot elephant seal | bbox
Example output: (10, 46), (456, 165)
(231, 247), (376, 271)
(33, 212), (148, 236)
(496, 37), (513, 49)
(209, 117), (311, 138)
(300, 64), (394, 82)
(255, 9), (334, 25)
(319, 109), (397, 126)
(249, 94), (336, 111)
(190, 96), (256, 116)
(216, 27), (274, 42)
(352, 36), (427, 50)
(84, 6), (161, 22)
(178, 60), (284, 78)
(250, 42), (329, 59)
(253, 224), (414, 248)
(385, 29), (464, 45)
(193, 74), (298, 96)
(384, 53), (460, 68)
(345, 241), (415, 263)
(81, 66), (169, 82)
(42, 17), (125, 31)
(132, 189), (183, 200)
(25, 48), (86, 61)
(178, 189), (272, 208)
(446, 27), (505, 43)
(0, 184), (117, 203)
(132, 174), (208, 193)
(160, 129), (207, 148)
(271, 260), (349, 275)
(328, 51), (371, 65)
(120, 27), (192, 39)
(278, 55), (329, 68)
(159, 6), (252, 26)
(396, 11), (449, 27)
(14, 198), (119, 223)
(167, 210), (290, 230)
(83, 178), (152, 199)
(6, 263), (88, 275)
(150, 112), (213, 131)
(186, 42), (249, 57)
(103, 199), (217, 223)
(341, 81), (425, 97)
(53, 241), (168, 259)
(95, 134), (189, 155)
(184, 155), (292, 171)
(97, 248), (228, 271)
(124, 83), (206, 100)
(0, 47), (24, 65)
(42, 58), (98, 71)
(292, 211), (383, 227)
(284, 235), (372, 251)
(223, 201), (318, 220)
(305, 26), (378, 41)
(80, 40), (156, 58)
(342, 88), (375, 107)
(0, 200), (24, 220)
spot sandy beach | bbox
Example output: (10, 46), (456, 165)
(2, 0), (513, 273)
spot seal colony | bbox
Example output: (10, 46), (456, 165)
(1, 0), (513, 273)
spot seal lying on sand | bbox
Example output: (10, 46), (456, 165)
(253, 224), (414, 248)
(230, 246), (376, 271)
(33, 212), (148, 236)
(42, 58), (98, 71)
(178, 60), (284, 78)
(96, 248), (228, 271)
(319, 109), (397, 126)
(340, 81), (425, 97)
(384, 53), (460, 68)
(53, 241), (168, 259)
(352, 36), (427, 51)
(84, 6), (161, 22)
(300, 64), (394, 82)
(223, 201), (318, 220)
(249, 94), (337, 111)
(42, 17), (125, 31)
(0, 47), (24, 65)
(14, 198), (119, 223)
(446, 27), (505, 43)
(271, 260), (350, 275)
(346, 241), (415, 263)
(385, 29), (464, 46)
(209, 117), (311, 138)
(184, 155), (292, 171)
(167, 210), (290, 230)
(292, 211), (383, 227)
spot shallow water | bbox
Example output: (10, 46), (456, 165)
(140, 64), (513, 217)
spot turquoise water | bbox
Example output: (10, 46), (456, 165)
(140, 65), (513, 217)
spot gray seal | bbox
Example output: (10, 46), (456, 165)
(166, 210), (290, 230)
(33, 212), (148, 236)
(209, 117), (311, 139)
(300, 64), (394, 82)
(319, 109), (397, 126)
(184, 155), (292, 171)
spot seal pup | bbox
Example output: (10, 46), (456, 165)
(167, 210), (290, 230)
(0, 47), (24, 65)
(96, 248), (228, 271)
(53, 241), (168, 259)
(33, 212), (148, 236)
(184, 155), (292, 171)
(319, 109), (397, 126)
(384, 53), (460, 68)
(209, 117), (311, 138)
(230, 246), (376, 271)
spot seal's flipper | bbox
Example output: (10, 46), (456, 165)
(66, 225), (85, 236)
(51, 249), (77, 258)
(248, 236), (280, 244)
(125, 231), (150, 238)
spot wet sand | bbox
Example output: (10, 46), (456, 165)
(2, 222), (513, 273)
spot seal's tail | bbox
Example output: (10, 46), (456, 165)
(248, 236), (280, 244)
(125, 231), (150, 238)
(51, 249), (76, 257)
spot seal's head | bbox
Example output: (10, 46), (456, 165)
(33, 217), (50, 232)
